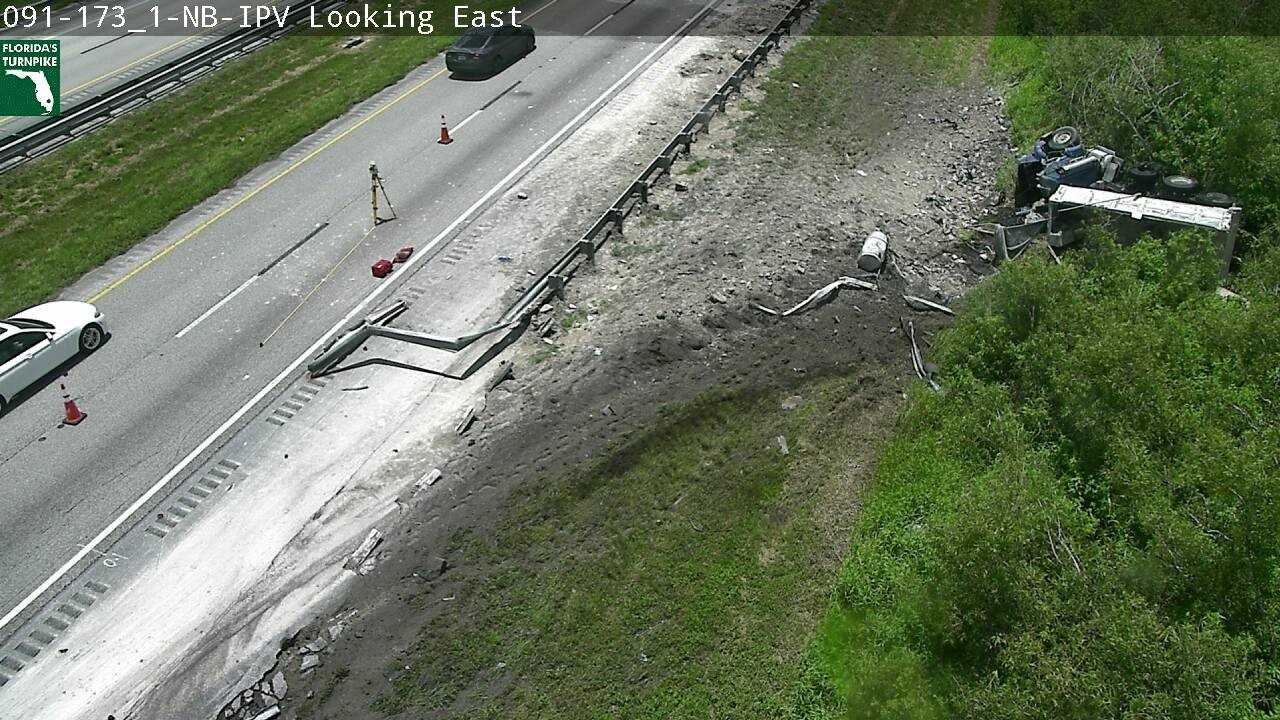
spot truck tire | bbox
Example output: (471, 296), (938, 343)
(1045, 126), (1081, 152)
(1194, 191), (1237, 208)
(1160, 174), (1200, 199)
(1126, 161), (1164, 192)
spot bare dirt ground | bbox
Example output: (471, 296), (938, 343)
(234, 16), (1012, 720)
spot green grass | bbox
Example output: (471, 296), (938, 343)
(678, 157), (710, 175)
(528, 346), (559, 364)
(0, 1), (512, 317)
(796, 230), (1280, 719)
(371, 374), (896, 718)
(740, 3), (989, 159)
(558, 309), (584, 330)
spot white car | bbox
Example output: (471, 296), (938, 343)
(0, 301), (107, 415)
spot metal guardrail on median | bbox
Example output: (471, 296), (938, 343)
(308, 0), (815, 377)
(0, 0), (343, 173)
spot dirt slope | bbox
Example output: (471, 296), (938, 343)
(255, 27), (1011, 720)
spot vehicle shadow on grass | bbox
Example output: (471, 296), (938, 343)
(1, 335), (112, 419)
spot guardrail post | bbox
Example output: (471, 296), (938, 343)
(631, 179), (649, 204)
(548, 273), (567, 299)
(576, 239), (596, 264)
(675, 131), (694, 154)
(692, 111), (711, 135)
(714, 90), (728, 112)
(607, 207), (625, 234)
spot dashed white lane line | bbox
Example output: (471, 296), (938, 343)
(173, 275), (258, 339)
(0, 0), (720, 638)
(452, 108), (483, 133)
(585, 12), (617, 36)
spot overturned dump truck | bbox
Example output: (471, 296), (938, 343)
(998, 126), (1242, 277)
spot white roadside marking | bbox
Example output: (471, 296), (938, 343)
(174, 275), (258, 339)
(0, 0), (720, 636)
(457, 8), (621, 132)
(452, 108), (484, 133)
(585, 12), (618, 36)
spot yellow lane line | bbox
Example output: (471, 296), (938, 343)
(86, 0), (567, 304)
(86, 66), (449, 303)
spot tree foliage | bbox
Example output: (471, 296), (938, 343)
(803, 232), (1280, 719)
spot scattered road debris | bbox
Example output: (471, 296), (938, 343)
(416, 468), (443, 491)
(1217, 287), (1248, 305)
(903, 294), (955, 315)
(755, 277), (877, 318)
(776, 435), (790, 456)
(343, 529), (383, 575)
(488, 361), (515, 392)
(341, 385), (369, 392)
(456, 406), (478, 435)
(857, 230), (888, 272)
(902, 318), (940, 392)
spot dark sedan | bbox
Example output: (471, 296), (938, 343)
(445, 24), (536, 79)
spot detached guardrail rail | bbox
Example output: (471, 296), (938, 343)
(308, 0), (815, 378)
(0, 0), (342, 173)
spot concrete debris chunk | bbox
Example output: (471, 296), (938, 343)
(299, 653), (322, 673)
(269, 671), (287, 700)
(903, 294), (955, 315)
(344, 529), (383, 574)
(781, 396), (801, 411)
(252, 708), (281, 720)
(488, 361), (515, 392)
(776, 436), (790, 456)
(416, 468), (443, 491)
(456, 406), (477, 435)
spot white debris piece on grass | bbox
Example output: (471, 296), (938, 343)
(902, 294), (955, 315)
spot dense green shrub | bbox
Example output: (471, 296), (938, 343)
(801, 232), (1280, 718)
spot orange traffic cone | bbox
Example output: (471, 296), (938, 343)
(61, 382), (86, 426)
(438, 114), (454, 145)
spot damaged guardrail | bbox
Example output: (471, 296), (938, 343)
(0, 0), (343, 173)
(307, 0), (815, 377)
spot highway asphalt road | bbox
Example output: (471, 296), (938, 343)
(0, 0), (713, 638)
(0, 0), (250, 136)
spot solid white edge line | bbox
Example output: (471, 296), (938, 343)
(174, 275), (259, 339)
(0, 0), (720, 636)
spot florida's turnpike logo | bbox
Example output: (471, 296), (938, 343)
(0, 40), (59, 116)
